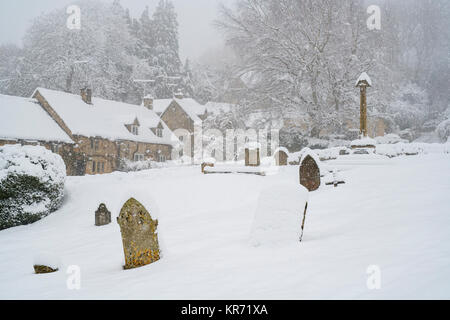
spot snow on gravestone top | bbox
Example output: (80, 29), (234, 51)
(350, 136), (377, 148)
(250, 182), (308, 247)
(299, 148), (322, 192)
(355, 72), (372, 87)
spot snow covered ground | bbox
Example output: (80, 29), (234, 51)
(0, 154), (449, 299)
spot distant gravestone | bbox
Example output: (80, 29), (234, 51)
(299, 155), (321, 191)
(245, 142), (261, 167)
(201, 162), (214, 174)
(117, 198), (161, 269)
(274, 150), (288, 166)
(95, 203), (111, 226)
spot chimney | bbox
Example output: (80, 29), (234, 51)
(143, 95), (154, 110)
(81, 87), (92, 104)
(174, 90), (184, 99)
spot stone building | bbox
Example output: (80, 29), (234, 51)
(146, 92), (206, 159)
(1, 88), (178, 176)
(0, 93), (75, 155)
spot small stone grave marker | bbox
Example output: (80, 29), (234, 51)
(95, 203), (111, 226)
(274, 149), (288, 166)
(117, 198), (161, 269)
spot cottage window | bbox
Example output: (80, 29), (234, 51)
(91, 139), (99, 151)
(134, 153), (144, 162)
(158, 154), (166, 163)
(131, 125), (139, 135)
(51, 144), (59, 153)
(92, 161), (96, 173)
(156, 128), (163, 137)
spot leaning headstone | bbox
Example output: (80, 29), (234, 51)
(245, 142), (261, 167)
(34, 265), (58, 274)
(299, 148), (321, 191)
(95, 203), (111, 226)
(117, 198), (160, 269)
(250, 182), (309, 246)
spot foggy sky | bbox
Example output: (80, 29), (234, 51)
(0, 0), (234, 60)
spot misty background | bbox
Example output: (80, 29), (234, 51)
(0, 0), (449, 150)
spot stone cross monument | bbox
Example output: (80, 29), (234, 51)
(355, 72), (372, 138)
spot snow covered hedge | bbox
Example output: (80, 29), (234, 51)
(0, 145), (66, 230)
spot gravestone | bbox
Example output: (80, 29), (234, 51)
(33, 265), (58, 274)
(117, 198), (160, 269)
(245, 143), (261, 167)
(95, 203), (111, 226)
(299, 155), (321, 191)
(201, 162), (215, 174)
(274, 150), (288, 166)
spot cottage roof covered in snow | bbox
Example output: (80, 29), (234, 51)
(152, 98), (206, 124)
(0, 94), (73, 143)
(355, 72), (372, 87)
(33, 88), (178, 146)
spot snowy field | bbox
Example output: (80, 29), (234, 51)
(0, 154), (449, 299)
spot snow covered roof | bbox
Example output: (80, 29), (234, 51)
(33, 88), (177, 146)
(0, 94), (73, 143)
(152, 98), (206, 124)
(355, 72), (372, 87)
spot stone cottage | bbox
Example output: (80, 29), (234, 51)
(28, 88), (179, 176)
(0, 93), (75, 153)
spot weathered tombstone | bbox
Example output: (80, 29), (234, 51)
(95, 203), (111, 226)
(201, 162), (215, 174)
(299, 153), (321, 192)
(33, 253), (60, 274)
(274, 150), (288, 166)
(117, 198), (160, 269)
(250, 182), (309, 246)
(33, 265), (58, 274)
(245, 142), (261, 167)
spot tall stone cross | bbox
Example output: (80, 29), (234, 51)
(355, 72), (372, 137)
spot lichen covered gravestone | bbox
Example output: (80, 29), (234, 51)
(117, 198), (160, 269)
(33, 252), (60, 274)
(299, 148), (321, 191)
(95, 203), (111, 226)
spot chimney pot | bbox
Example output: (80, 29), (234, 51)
(143, 95), (154, 110)
(174, 90), (184, 99)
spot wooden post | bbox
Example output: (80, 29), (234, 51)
(360, 85), (368, 137)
